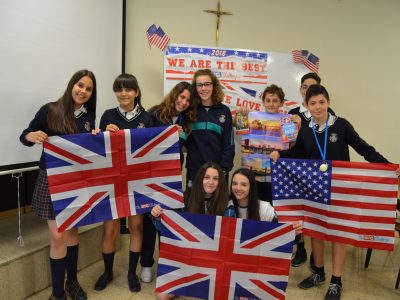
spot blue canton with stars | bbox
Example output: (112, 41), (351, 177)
(271, 159), (332, 204)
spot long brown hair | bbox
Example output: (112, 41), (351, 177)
(191, 69), (224, 106)
(230, 168), (260, 221)
(47, 69), (97, 134)
(150, 81), (197, 132)
(187, 162), (229, 216)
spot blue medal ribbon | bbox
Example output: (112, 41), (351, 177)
(311, 117), (328, 162)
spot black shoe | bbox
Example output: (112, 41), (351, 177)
(310, 252), (316, 272)
(94, 272), (113, 291)
(325, 283), (342, 300)
(298, 273), (325, 289)
(48, 293), (67, 300)
(128, 273), (141, 292)
(291, 248), (307, 267)
(65, 281), (87, 300)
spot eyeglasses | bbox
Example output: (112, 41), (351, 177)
(196, 82), (213, 88)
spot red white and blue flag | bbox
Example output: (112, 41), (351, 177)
(156, 210), (294, 300)
(44, 126), (184, 232)
(146, 24), (170, 51)
(291, 50), (320, 73)
(272, 158), (398, 250)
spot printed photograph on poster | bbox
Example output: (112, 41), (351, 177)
(248, 134), (289, 151)
(241, 152), (271, 175)
(248, 112), (298, 142)
(235, 111), (249, 135)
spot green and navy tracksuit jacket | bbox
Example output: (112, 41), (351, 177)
(185, 103), (235, 182)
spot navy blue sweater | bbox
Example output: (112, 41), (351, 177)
(185, 103), (235, 181)
(20, 103), (95, 170)
(280, 114), (388, 163)
(99, 107), (153, 130)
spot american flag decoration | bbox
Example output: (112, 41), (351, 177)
(291, 49), (320, 73)
(44, 126), (184, 232)
(146, 24), (170, 52)
(156, 210), (295, 300)
(272, 158), (398, 251)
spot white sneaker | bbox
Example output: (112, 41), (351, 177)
(140, 267), (153, 283)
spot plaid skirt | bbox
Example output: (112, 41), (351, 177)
(31, 169), (56, 220)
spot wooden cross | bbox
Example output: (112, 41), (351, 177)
(203, 0), (232, 46)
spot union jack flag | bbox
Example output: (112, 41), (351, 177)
(44, 126), (184, 232)
(156, 210), (294, 300)
(272, 158), (398, 250)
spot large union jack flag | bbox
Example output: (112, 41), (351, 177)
(44, 126), (184, 232)
(156, 210), (294, 300)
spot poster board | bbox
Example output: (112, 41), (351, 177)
(164, 44), (312, 113)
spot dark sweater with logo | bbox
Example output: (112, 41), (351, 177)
(185, 103), (235, 181)
(20, 103), (95, 170)
(280, 114), (388, 163)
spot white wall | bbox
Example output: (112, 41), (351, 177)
(125, 0), (400, 164)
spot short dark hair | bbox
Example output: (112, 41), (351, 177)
(261, 84), (285, 102)
(301, 72), (321, 85)
(113, 73), (143, 109)
(305, 84), (330, 104)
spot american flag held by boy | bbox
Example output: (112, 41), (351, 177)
(272, 158), (398, 250)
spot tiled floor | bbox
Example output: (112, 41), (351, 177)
(27, 233), (400, 300)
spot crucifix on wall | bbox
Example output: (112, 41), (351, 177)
(203, 0), (232, 46)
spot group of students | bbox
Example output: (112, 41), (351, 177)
(20, 69), (399, 300)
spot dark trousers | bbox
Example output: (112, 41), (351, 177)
(256, 181), (272, 204)
(140, 213), (157, 267)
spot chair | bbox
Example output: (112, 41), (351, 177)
(364, 217), (400, 289)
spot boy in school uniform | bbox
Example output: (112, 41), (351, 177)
(288, 72), (335, 268)
(271, 84), (399, 300)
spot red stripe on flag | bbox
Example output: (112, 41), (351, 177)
(331, 186), (397, 198)
(331, 173), (398, 185)
(45, 142), (92, 164)
(58, 191), (107, 232)
(330, 199), (396, 211)
(332, 160), (398, 171)
(161, 214), (200, 242)
(156, 273), (208, 294)
(251, 279), (285, 300)
(304, 204), (394, 224)
(307, 216), (395, 236)
(241, 224), (293, 249)
(303, 228), (394, 251)
(148, 183), (184, 203)
(133, 126), (177, 158)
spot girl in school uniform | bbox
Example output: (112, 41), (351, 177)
(270, 84), (399, 300)
(151, 161), (236, 300)
(185, 69), (235, 187)
(94, 73), (153, 293)
(20, 69), (97, 300)
(139, 81), (196, 283)
(148, 81), (196, 165)
(230, 167), (302, 235)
